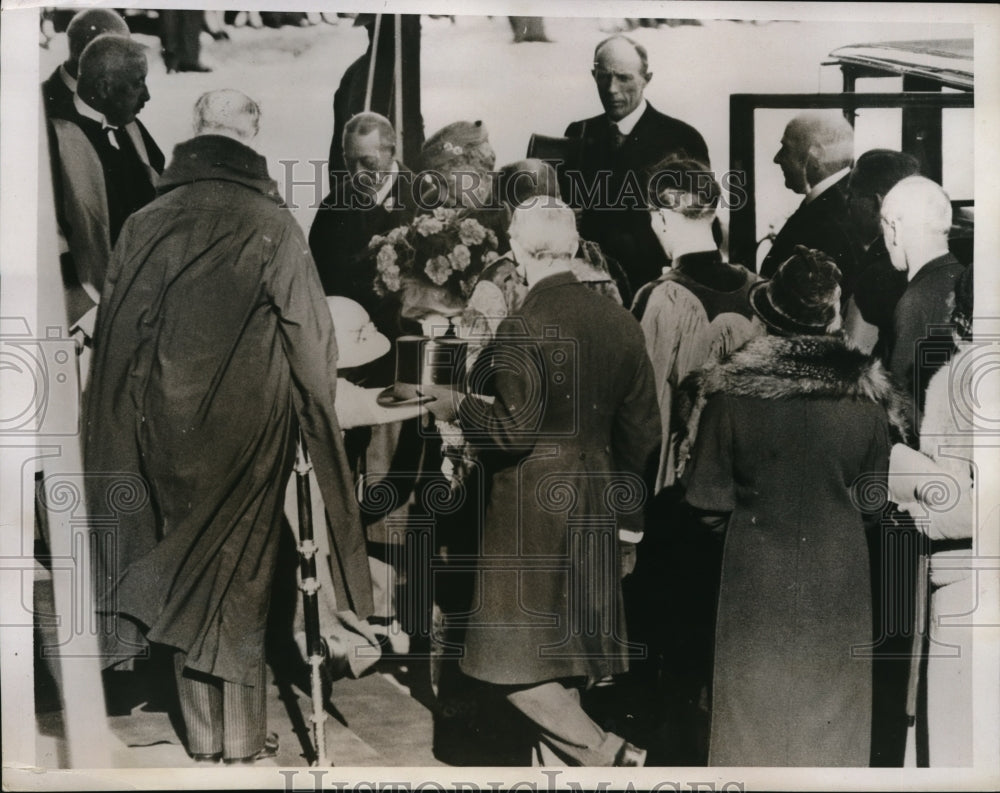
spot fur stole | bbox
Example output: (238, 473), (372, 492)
(675, 333), (909, 477)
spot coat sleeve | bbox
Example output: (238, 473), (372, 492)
(611, 335), (662, 537)
(684, 394), (737, 514)
(457, 316), (546, 457)
(265, 218), (374, 619)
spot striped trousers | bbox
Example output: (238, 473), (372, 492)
(173, 651), (267, 760)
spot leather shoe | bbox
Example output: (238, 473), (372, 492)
(223, 732), (278, 765)
(613, 740), (647, 767)
(190, 751), (221, 764)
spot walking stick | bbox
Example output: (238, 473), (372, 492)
(904, 531), (930, 766)
(295, 428), (329, 766)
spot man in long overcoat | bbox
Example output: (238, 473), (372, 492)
(84, 90), (372, 763)
(425, 201), (660, 766)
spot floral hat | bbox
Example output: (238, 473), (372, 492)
(368, 208), (501, 312)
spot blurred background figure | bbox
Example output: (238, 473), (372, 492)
(159, 9), (211, 73)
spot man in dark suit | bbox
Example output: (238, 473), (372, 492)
(47, 34), (163, 356)
(310, 112), (417, 358)
(562, 36), (709, 292)
(760, 111), (863, 294)
(42, 8), (129, 121)
(881, 175), (966, 439)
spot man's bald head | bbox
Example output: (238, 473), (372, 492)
(880, 176), (953, 273)
(592, 36), (651, 121)
(881, 176), (952, 237)
(194, 89), (261, 142)
(774, 111), (854, 194)
(66, 9), (129, 73)
(77, 35), (150, 126)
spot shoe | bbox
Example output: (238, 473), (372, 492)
(223, 733), (278, 765)
(176, 63), (213, 73)
(190, 751), (221, 764)
(613, 740), (647, 767)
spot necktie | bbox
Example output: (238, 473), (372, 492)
(611, 123), (626, 150)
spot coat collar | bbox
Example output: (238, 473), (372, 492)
(674, 333), (909, 477)
(910, 252), (961, 287)
(157, 134), (281, 202)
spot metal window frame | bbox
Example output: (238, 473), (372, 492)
(728, 91), (974, 270)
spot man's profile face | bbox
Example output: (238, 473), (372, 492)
(344, 129), (395, 187)
(592, 40), (648, 122)
(100, 55), (149, 126)
(773, 122), (810, 194)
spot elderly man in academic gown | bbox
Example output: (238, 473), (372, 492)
(84, 89), (372, 764)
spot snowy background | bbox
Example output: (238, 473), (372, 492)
(39, 12), (974, 265)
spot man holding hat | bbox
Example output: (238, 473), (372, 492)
(679, 246), (906, 766)
(562, 36), (709, 293)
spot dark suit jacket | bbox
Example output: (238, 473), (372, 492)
(562, 103), (709, 291)
(759, 174), (864, 295)
(888, 252), (966, 441)
(42, 65), (75, 121)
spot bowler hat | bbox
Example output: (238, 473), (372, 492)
(749, 246), (842, 335)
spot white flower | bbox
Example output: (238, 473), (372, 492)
(448, 244), (472, 272)
(458, 218), (487, 246)
(425, 255), (452, 285)
(376, 244), (397, 271)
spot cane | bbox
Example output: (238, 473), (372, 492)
(904, 533), (930, 766)
(295, 428), (329, 766)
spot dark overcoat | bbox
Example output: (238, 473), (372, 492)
(679, 334), (906, 766)
(84, 134), (373, 686)
(457, 271), (661, 686)
(563, 104), (709, 291)
(759, 175), (864, 295)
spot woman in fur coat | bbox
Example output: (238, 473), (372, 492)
(678, 246), (907, 766)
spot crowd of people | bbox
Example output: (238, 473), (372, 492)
(40, 9), (975, 769)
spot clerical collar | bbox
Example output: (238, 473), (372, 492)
(74, 93), (117, 130)
(804, 167), (849, 205)
(610, 99), (647, 136)
(58, 64), (77, 94)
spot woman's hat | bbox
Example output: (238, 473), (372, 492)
(325, 296), (390, 369)
(421, 120), (491, 171)
(748, 246), (842, 335)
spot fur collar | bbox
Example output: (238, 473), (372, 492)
(675, 333), (909, 477)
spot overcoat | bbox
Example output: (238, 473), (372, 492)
(679, 333), (907, 766)
(759, 175), (864, 295)
(83, 134), (373, 686)
(457, 271), (660, 686)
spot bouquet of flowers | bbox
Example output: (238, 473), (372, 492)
(369, 208), (501, 309)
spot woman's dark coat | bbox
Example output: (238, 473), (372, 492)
(680, 333), (906, 766)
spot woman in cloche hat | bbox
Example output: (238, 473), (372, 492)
(676, 246), (907, 767)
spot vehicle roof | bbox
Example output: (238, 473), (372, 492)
(828, 39), (973, 90)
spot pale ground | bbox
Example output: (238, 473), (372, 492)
(40, 13), (973, 264)
(32, 10), (977, 771)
